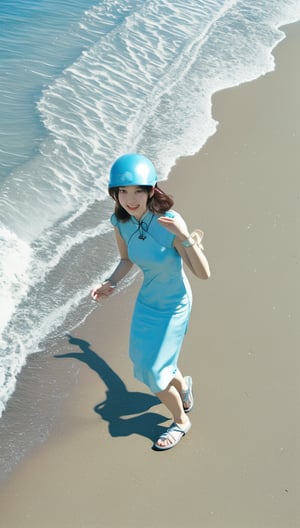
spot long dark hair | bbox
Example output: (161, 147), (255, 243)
(109, 184), (174, 222)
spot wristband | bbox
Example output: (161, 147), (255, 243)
(181, 237), (195, 248)
(104, 278), (116, 287)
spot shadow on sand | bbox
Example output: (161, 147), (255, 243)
(55, 335), (168, 443)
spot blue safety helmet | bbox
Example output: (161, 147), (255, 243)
(108, 153), (158, 188)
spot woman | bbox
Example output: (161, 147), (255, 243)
(91, 153), (211, 450)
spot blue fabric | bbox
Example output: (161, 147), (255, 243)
(111, 210), (192, 392)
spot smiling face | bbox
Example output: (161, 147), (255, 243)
(118, 185), (154, 220)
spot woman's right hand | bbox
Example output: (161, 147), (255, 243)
(91, 281), (115, 302)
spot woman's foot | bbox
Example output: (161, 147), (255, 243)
(182, 376), (194, 413)
(153, 418), (191, 451)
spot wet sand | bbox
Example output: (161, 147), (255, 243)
(0, 22), (299, 528)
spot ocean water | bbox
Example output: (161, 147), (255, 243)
(1, 0), (300, 474)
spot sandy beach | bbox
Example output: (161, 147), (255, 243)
(1, 21), (299, 528)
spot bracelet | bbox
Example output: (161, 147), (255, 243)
(104, 278), (116, 287)
(181, 236), (195, 248)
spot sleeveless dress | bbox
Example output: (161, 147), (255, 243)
(111, 209), (192, 393)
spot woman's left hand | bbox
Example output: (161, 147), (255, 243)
(157, 214), (189, 240)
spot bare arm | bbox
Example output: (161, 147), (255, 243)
(158, 215), (211, 280)
(91, 227), (134, 301)
(174, 234), (211, 280)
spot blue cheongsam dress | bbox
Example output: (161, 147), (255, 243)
(111, 209), (192, 393)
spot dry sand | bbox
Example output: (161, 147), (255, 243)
(0, 22), (299, 528)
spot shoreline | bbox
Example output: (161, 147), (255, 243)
(1, 21), (300, 528)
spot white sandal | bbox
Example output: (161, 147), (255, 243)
(182, 375), (194, 413)
(153, 419), (192, 451)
